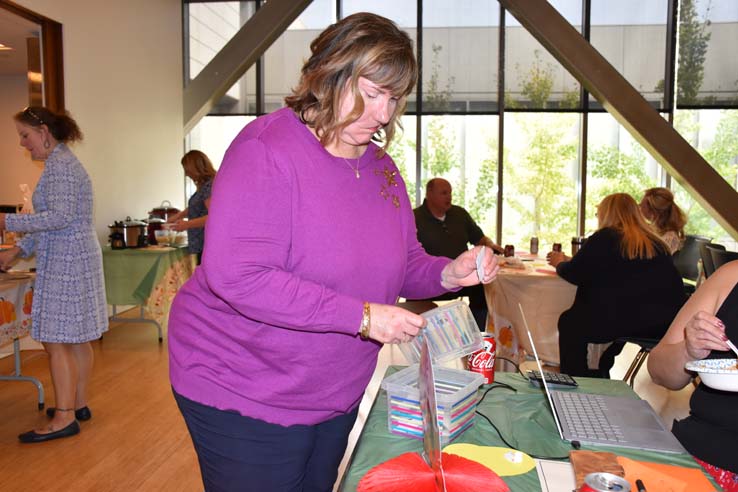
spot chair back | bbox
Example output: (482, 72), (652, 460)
(701, 243), (726, 278)
(672, 234), (711, 281)
(710, 248), (738, 272)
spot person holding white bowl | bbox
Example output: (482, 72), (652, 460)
(648, 260), (738, 491)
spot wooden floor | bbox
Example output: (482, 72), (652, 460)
(0, 316), (201, 492)
(0, 316), (695, 492)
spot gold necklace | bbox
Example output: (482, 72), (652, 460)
(343, 157), (360, 179)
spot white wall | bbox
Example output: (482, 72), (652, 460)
(0, 75), (43, 207)
(10, 0), (184, 242)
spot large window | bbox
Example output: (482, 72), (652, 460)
(184, 0), (738, 246)
(590, 0), (668, 110)
(503, 113), (579, 251)
(586, 113), (662, 232)
(673, 109), (738, 248)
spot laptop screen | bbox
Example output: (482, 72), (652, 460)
(519, 303), (566, 440)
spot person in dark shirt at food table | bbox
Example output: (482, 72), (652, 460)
(166, 150), (215, 265)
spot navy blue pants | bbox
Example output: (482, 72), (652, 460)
(173, 389), (358, 492)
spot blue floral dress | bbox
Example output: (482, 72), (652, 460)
(5, 144), (108, 343)
(186, 179), (212, 255)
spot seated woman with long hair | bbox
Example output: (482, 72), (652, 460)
(547, 193), (686, 377)
(640, 187), (687, 254)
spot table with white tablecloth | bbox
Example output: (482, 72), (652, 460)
(484, 259), (576, 366)
(0, 272), (44, 408)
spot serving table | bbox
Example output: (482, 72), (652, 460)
(0, 272), (44, 409)
(338, 369), (715, 491)
(102, 245), (195, 341)
(485, 259), (576, 366)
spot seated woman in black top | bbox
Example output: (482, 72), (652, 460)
(648, 261), (738, 491)
(547, 193), (686, 377)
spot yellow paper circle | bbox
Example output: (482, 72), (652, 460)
(442, 443), (536, 476)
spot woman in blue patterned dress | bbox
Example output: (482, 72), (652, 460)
(166, 150), (215, 265)
(0, 106), (108, 443)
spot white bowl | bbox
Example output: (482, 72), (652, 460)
(685, 358), (738, 391)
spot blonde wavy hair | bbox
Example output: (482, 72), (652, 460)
(640, 187), (687, 239)
(284, 12), (417, 156)
(597, 193), (669, 260)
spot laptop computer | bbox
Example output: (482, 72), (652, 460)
(519, 304), (685, 454)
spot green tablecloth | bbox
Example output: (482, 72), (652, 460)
(102, 245), (190, 306)
(338, 369), (716, 491)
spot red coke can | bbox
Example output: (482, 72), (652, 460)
(579, 473), (631, 492)
(468, 333), (496, 384)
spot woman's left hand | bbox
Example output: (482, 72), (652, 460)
(547, 251), (568, 267)
(170, 220), (187, 232)
(441, 245), (499, 290)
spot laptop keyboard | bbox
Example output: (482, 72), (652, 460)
(555, 391), (627, 443)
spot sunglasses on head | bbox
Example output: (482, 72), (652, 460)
(23, 107), (44, 125)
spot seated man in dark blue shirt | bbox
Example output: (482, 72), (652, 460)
(411, 178), (502, 331)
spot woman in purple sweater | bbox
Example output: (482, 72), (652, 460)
(168, 12), (498, 492)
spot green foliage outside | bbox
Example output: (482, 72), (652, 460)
(503, 114), (578, 246)
(673, 110), (738, 242)
(585, 144), (657, 232)
(677, 0), (712, 105)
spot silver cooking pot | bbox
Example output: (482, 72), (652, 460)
(108, 217), (147, 248)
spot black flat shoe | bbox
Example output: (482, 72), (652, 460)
(18, 420), (80, 443)
(46, 406), (91, 421)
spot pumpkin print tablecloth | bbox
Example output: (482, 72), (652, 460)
(484, 262), (576, 366)
(0, 274), (34, 347)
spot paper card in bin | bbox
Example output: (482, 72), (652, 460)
(399, 300), (483, 363)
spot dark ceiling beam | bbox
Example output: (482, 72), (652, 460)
(183, 0), (312, 133)
(500, 0), (738, 239)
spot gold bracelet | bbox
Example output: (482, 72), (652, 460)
(359, 301), (371, 339)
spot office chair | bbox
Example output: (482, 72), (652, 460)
(710, 248), (738, 272)
(701, 243), (726, 279)
(672, 235), (711, 294)
(599, 337), (660, 387)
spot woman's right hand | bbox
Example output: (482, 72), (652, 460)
(684, 310), (729, 360)
(0, 246), (21, 271)
(366, 303), (426, 344)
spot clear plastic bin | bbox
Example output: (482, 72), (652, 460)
(399, 300), (483, 364)
(382, 365), (485, 444)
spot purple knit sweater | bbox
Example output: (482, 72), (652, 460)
(168, 108), (451, 426)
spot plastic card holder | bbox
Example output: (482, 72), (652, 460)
(399, 300), (484, 364)
(382, 365), (485, 444)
